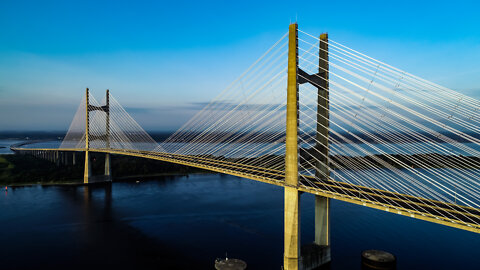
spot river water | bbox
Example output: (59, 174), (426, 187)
(1, 173), (480, 270)
(2, 139), (480, 269)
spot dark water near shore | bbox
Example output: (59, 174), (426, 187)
(1, 174), (480, 269)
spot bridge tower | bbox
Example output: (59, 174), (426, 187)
(83, 88), (112, 184)
(284, 24), (331, 270)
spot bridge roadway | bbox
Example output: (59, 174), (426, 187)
(11, 147), (480, 234)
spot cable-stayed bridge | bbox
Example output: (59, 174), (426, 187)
(11, 24), (480, 269)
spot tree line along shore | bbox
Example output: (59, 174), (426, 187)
(0, 153), (208, 186)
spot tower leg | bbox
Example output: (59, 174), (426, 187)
(284, 22), (300, 270)
(104, 153), (111, 181)
(297, 30), (331, 269)
(84, 151), (91, 184)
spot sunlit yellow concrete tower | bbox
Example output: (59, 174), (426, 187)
(84, 88), (91, 184)
(284, 24), (331, 270)
(284, 22), (300, 270)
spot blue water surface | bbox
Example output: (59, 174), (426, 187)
(1, 173), (479, 269)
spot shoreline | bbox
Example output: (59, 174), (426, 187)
(3, 171), (216, 188)
(0, 153), (212, 187)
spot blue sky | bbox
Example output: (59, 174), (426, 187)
(1, 0), (479, 131)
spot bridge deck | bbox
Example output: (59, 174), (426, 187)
(11, 147), (480, 234)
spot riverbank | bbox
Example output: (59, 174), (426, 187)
(0, 153), (210, 186)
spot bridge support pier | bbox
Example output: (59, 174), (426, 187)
(73, 152), (76, 165)
(284, 187), (301, 270)
(55, 151), (60, 166)
(84, 151), (91, 184)
(315, 196), (330, 248)
(104, 153), (111, 181)
(299, 196), (331, 270)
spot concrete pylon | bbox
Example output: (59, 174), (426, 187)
(300, 32), (331, 270)
(313, 32), (331, 264)
(284, 23), (300, 270)
(84, 88), (90, 184)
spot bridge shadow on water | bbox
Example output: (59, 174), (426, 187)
(1, 179), (205, 270)
(61, 184), (202, 270)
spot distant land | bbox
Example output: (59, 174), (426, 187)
(0, 131), (174, 141)
(1, 130), (480, 144)
(0, 153), (209, 186)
